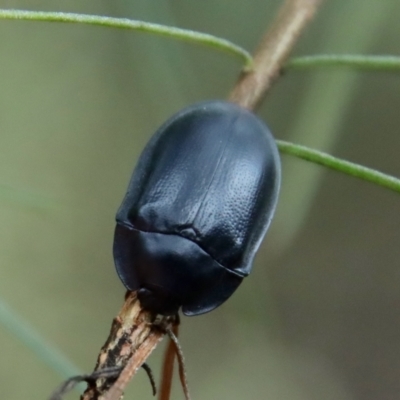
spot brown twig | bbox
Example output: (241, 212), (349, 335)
(158, 325), (179, 400)
(78, 1), (323, 399)
(229, 0), (324, 110)
(80, 292), (169, 400)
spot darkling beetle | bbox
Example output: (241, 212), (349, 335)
(113, 100), (281, 316)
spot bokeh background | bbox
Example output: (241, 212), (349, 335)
(0, 0), (400, 399)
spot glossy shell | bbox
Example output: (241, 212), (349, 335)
(113, 100), (281, 316)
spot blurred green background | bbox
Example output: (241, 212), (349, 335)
(1, 0), (400, 399)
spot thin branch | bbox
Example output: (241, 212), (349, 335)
(277, 140), (400, 193)
(229, 0), (324, 109)
(80, 292), (166, 400)
(158, 327), (177, 400)
(0, 9), (252, 68)
(287, 54), (400, 71)
(164, 326), (191, 400)
(99, 332), (162, 400)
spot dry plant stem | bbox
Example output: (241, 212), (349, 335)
(229, 0), (324, 110)
(80, 292), (165, 400)
(158, 325), (179, 400)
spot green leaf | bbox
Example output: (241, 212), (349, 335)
(0, 9), (253, 68)
(278, 140), (400, 194)
(287, 54), (400, 71)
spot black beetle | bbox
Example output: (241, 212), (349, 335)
(113, 100), (281, 316)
